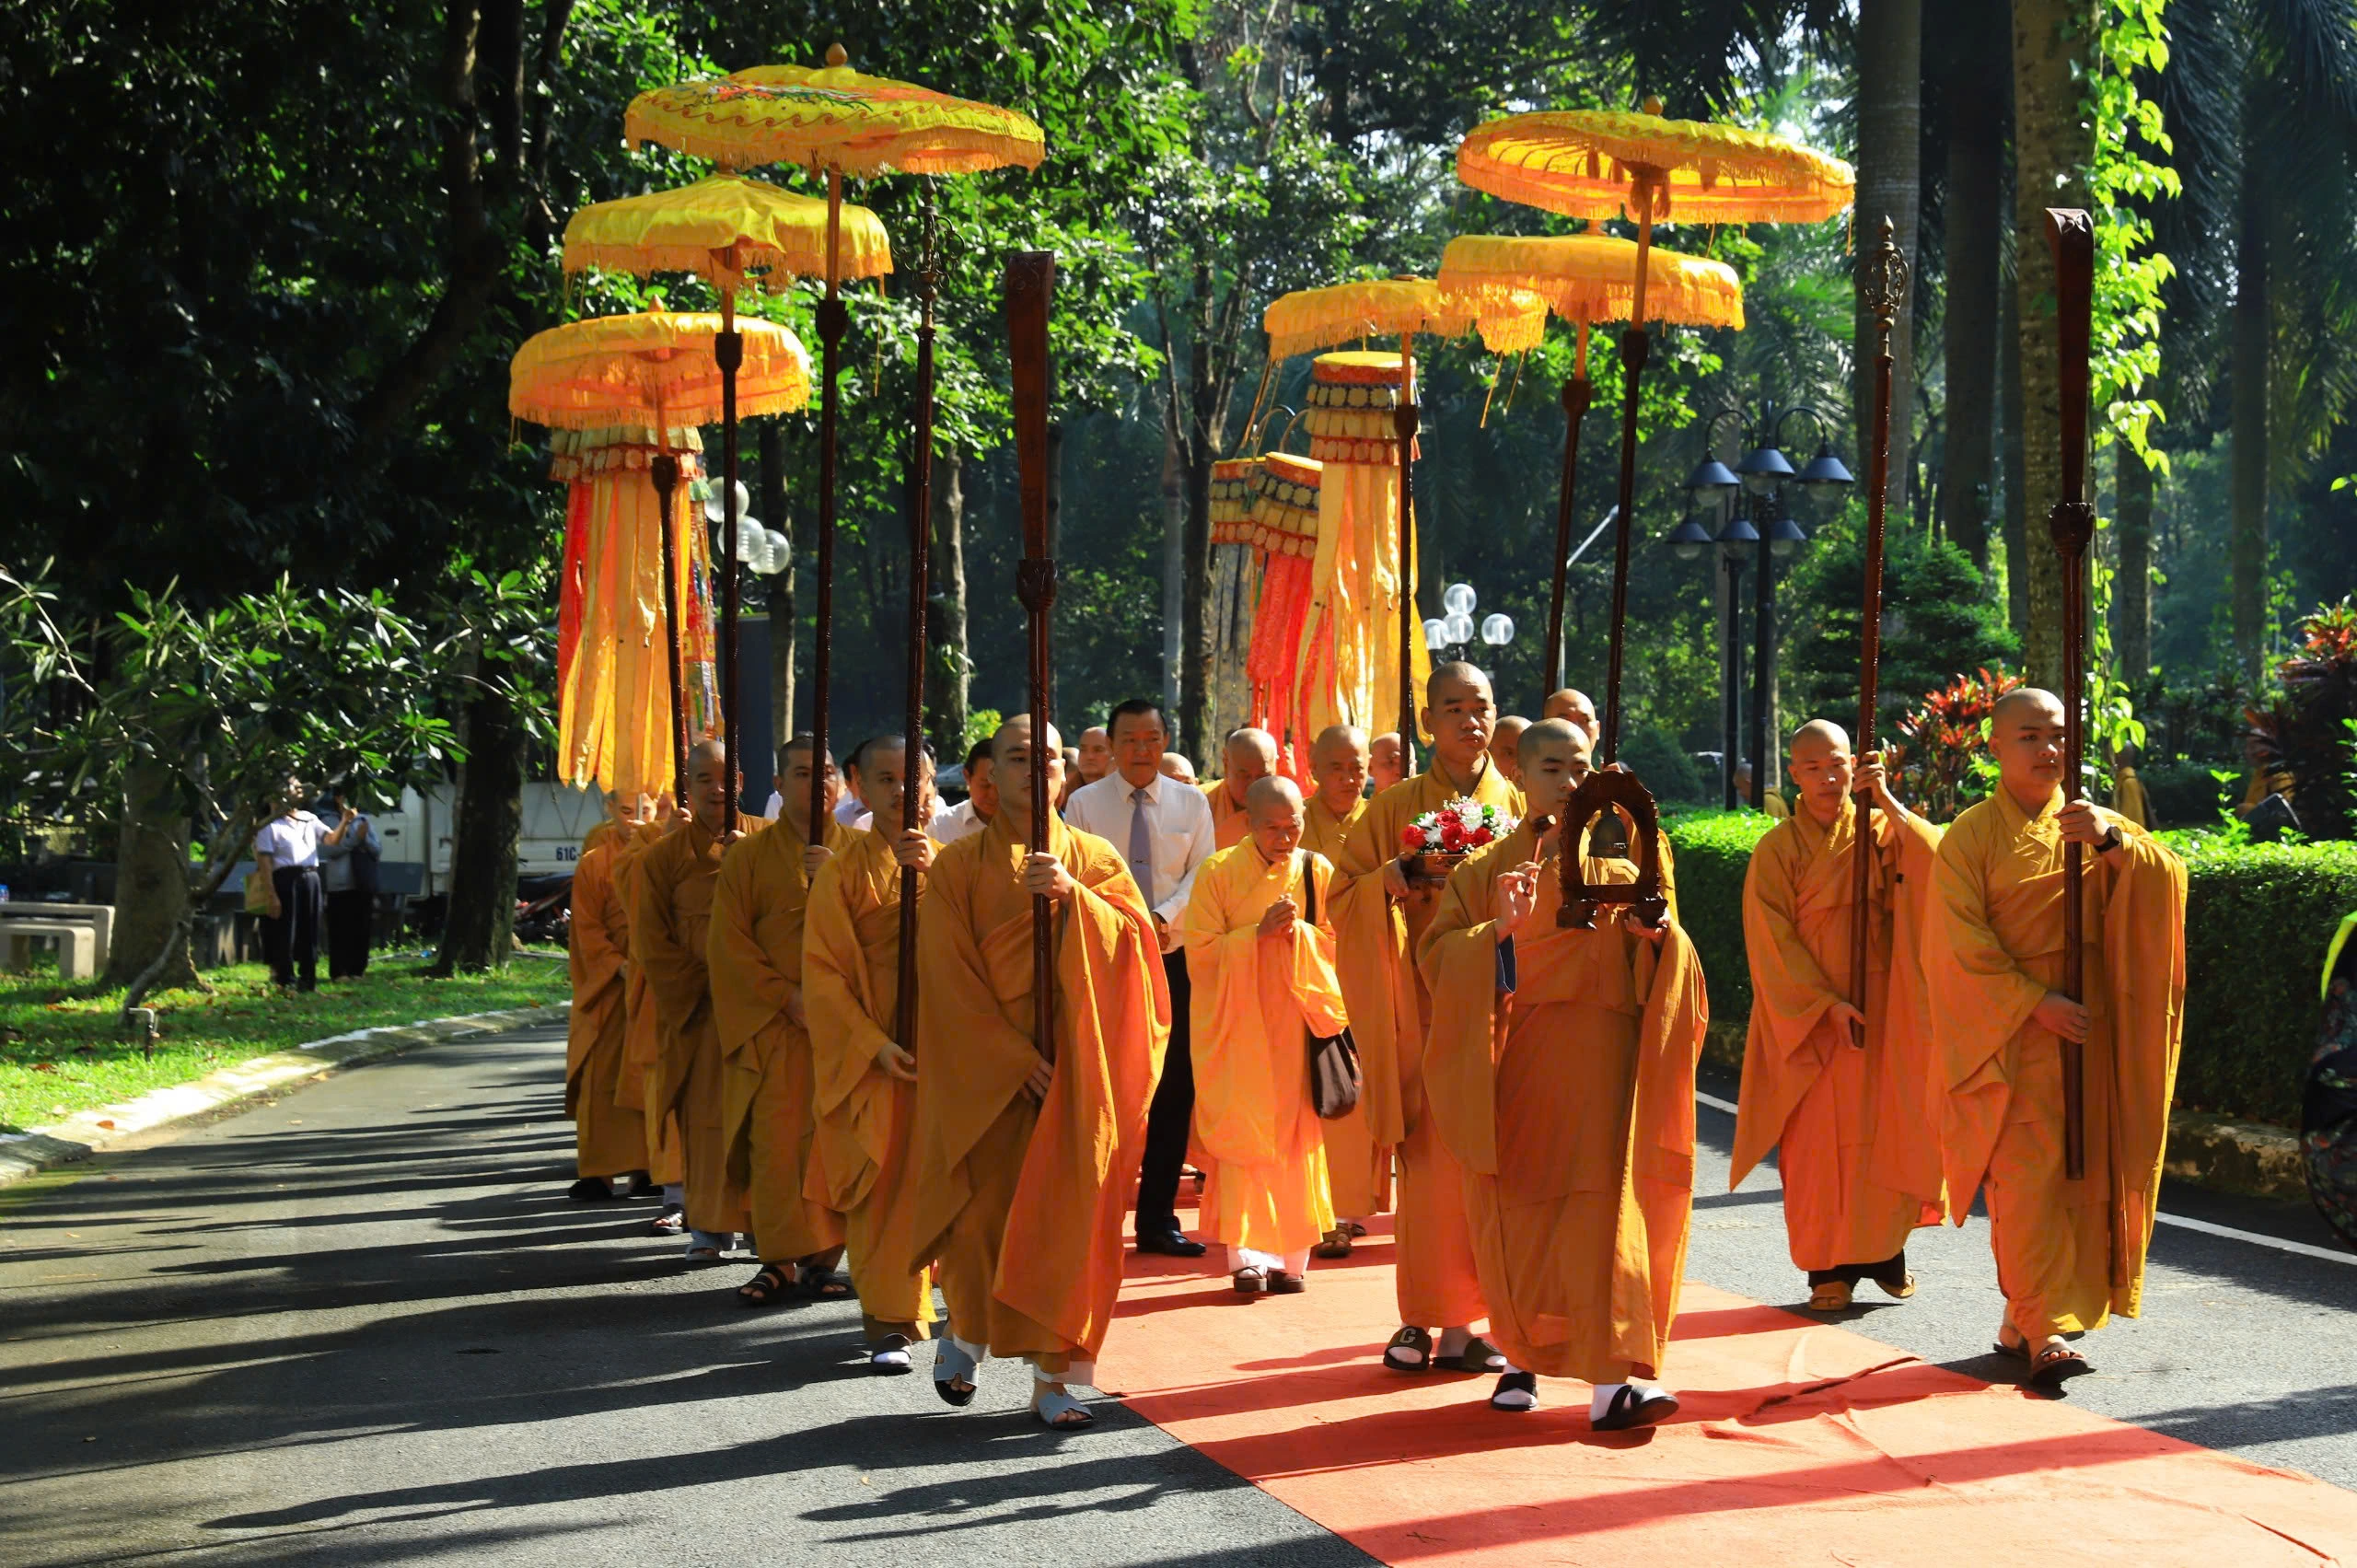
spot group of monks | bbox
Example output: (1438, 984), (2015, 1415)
(562, 661), (2186, 1429)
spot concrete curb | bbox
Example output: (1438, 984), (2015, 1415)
(0, 1003), (569, 1191)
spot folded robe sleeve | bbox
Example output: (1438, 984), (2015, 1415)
(803, 833), (910, 1213)
(705, 833), (797, 1062)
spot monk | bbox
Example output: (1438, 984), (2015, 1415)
(1332, 662), (1524, 1376)
(1368, 731), (1406, 796)
(708, 736), (851, 1301)
(805, 736), (942, 1370)
(1733, 721), (1945, 1312)
(1735, 760), (1794, 819)
(1926, 688), (2187, 1382)
(632, 740), (761, 1260)
(1160, 751), (1198, 786)
(1488, 715), (1529, 787)
(1300, 724), (1387, 1254)
(1201, 727), (1279, 850)
(1418, 718), (1709, 1423)
(1075, 726), (1114, 788)
(1541, 688), (1596, 740)
(614, 798), (686, 1233)
(566, 791), (652, 1201)
(911, 716), (1170, 1428)
(1183, 776), (1344, 1294)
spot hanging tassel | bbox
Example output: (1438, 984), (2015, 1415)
(1503, 350), (1526, 415)
(1480, 364), (1498, 428)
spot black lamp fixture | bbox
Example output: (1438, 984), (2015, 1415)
(1798, 441), (1854, 488)
(1685, 457), (1740, 493)
(1764, 514), (1808, 559)
(1735, 442), (1795, 495)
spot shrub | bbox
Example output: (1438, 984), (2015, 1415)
(1885, 666), (2019, 822)
(2247, 598), (2357, 840)
(2138, 759), (2234, 829)
(1664, 809), (1776, 1027)
(1622, 724), (1709, 803)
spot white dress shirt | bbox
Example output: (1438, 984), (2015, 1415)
(254, 811), (327, 870)
(854, 799), (957, 836)
(932, 797), (991, 843)
(1064, 770), (1215, 924)
(761, 789), (871, 828)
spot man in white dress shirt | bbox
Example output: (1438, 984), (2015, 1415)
(930, 738), (997, 844)
(1064, 698), (1216, 1257)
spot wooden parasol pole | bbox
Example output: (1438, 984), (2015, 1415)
(894, 188), (940, 1052)
(648, 383), (689, 807)
(809, 153), (846, 849)
(1396, 332), (1420, 774)
(1851, 216), (1910, 1048)
(1542, 320), (1593, 701)
(1597, 168), (1660, 765)
(716, 274), (743, 835)
(2047, 207), (2097, 1182)
(1007, 250), (1058, 1064)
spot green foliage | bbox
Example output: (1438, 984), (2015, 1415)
(1663, 809), (1776, 1028)
(2248, 598), (2357, 839)
(1621, 725), (1708, 803)
(2089, 0), (2179, 461)
(1886, 666), (2019, 823)
(2138, 759), (2235, 828)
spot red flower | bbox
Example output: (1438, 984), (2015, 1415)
(1467, 826), (1493, 847)
(1399, 826), (1426, 853)
(1439, 821), (1469, 852)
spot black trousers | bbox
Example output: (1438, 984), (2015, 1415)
(265, 866), (322, 992)
(325, 889), (372, 980)
(1135, 946), (1194, 1235)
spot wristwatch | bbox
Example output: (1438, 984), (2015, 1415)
(2096, 824), (2124, 854)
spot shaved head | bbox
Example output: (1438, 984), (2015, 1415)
(1222, 727), (1279, 804)
(991, 713), (1063, 764)
(1369, 732), (1406, 793)
(1516, 718), (1587, 819)
(1490, 714), (1531, 784)
(1422, 662), (1497, 777)
(1426, 660), (1493, 706)
(1787, 718), (1853, 826)
(991, 714), (1064, 823)
(1244, 773), (1306, 861)
(1312, 724), (1367, 766)
(1310, 724), (1370, 812)
(1543, 688), (1597, 738)
(1788, 719), (1850, 760)
(1989, 687), (2069, 812)
(1991, 687), (2065, 728)
(1245, 773), (1304, 818)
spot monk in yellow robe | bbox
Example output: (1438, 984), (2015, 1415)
(1541, 688), (1596, 739)
(1183, 776), (1344, 1293)
(613, 805), (685, 1230)
(708, 736), (849, 1300)
(804, 736), (942, 1371)
(1367, 731), (1406, 796)
(1332, 661), (1525, 1376)
(1733, 721), (1945, 1312)
(911, 716), (1169, 1428)
(632, 740), (763, 1260)
(1926, 688), (2187, 1382)
(1300, 724), (1387, 1254)
(1488, 715), (1529, 788)
(566, 792), (653, 1200)
(1200, 726), (1277, 851)
(1419, 718), (1710, 1424)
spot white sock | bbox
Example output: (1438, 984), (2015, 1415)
(1492, 1360), (1538, 1410)
(1589, 1382), (1629, 1422)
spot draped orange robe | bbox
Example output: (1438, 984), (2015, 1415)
(1201, 776), (1251, 850)
(802, 827), (937, 1333)
(708, 812), (845, 1263)
(1302, 793), (1386, 1218)
(1926, 790), (2186, 1341)
(910, 812), (1169, 1367)
(612, 823), (679, 1185)
(566, 836), (648, 1179)
(1181, 841), (1344, 1255)
(1418, 828), (1709, 1381)
(1733, 803), (1947, 1272)
(1331, 758), (1523, 1327)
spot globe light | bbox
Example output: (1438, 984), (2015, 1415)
(1442, 582), (1477, 617)
(1442, 611), (1474, 645)
(1422, 617), (1450, 653)
(703, 478), (752, 524)
(1480, 612), (1515, 646)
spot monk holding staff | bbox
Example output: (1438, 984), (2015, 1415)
(614, 799), (683, 1231)
(911, 716), (1170, 1429)
(1300, 725), (1385, 1256)
(804, 736), (942, 1371)
(1418, 718), (1709, 1424)
(1182, 775), (1345, 1294)
(1332, 661), (1523, 1376)
(1734, 721), (1945, 1311)
(566, 792), (652, 1202)
(1926, 688), (2186, 1381)
(1202, 727), (1279, 850)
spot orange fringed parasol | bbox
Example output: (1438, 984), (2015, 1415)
(507, 311), (813, 428)
(1244, 453), (1326, 779)
(562, 172), (892, 293)
(1208, 458), (1263, 743)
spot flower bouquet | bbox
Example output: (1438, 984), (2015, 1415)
(1396, 797), (1518, 889)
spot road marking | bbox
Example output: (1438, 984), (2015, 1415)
(1693, 1088), (2356, 1267)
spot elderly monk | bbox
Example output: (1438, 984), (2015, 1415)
(1927, 689), (2187, 1383)
(1160, 751), (1199, 785)
(1419, 718), (1708, 1423)
(616, 798), (686, 1232)
(1733, 721), (1945, 1312)
(805, 736), (943, 1371)
(567, 792), (653, 1201)
(1183, 776), (1345, 1295)
(1368, 732), (1406, 796)
(1541, 688), (1597, 740)
(1333, 662), (1525, 1376)
(1302, 724), (1386, 1255)
(708, 735), (850, 1301)
(1202, 727), (1279, 850)
(1489, 715), (1530, 787)
(911, 716), (1171, 1429)
(1076, 726), (1114, 787)
(633, 740), (765, 1260)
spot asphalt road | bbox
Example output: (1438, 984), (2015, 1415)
(2, 1027), (2351, 1566)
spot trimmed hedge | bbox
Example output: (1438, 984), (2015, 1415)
(1663, 808), (2357, 1127)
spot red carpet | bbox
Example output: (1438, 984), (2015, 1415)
(1100, 1214), (2357, 1566)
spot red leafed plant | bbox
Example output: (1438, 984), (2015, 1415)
(2246, 598), (2357, 840)
(1885, 666), (2022, 823)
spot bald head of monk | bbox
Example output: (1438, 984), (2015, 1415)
(1490, 715), (1531, 785)
(1543, 688), (1598, 739)
(1787, 719), (1854, 828)
(1221, 728), (1279, 808)
(1368, 732), (1406, 794)
(1076, 726), (1113, 785)
(774, 734), (841, 838)
(991, 714), (1065, 823)
(1422, 661), (1496, 780)
(680, 738), (736, 834)
(1244, 774), (1306, 863)
(1989, 687), (2069, 812)
(1515, 717), (1590, 824)
(853, 734), (932, 831)
(1310, 725), (1369, 816)
(1160, 751), (1197, 784)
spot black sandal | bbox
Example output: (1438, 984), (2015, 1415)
(1438, 1335), (1506, 1374)
(1383, 1326), (1434, 1373)
(1490, 1370), (1539, 1411)
(735, 1262), (795, 1307)
(801, 1265), (855, 1303)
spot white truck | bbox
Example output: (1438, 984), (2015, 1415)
(368, 781), (606, 899)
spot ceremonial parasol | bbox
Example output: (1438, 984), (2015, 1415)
(1437, 232), (1745, 706)
(509, 312), (813, 802)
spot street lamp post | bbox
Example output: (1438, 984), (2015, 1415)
(1422, 580), (1515, 670)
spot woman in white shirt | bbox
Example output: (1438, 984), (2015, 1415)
(253, 774), (354, 993)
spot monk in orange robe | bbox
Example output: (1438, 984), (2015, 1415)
(1183, 776), (1344, 1293)
(1733, 721), (1945, 1312)
(613, 804), (685, 1230)
(1332, 662), (1524, 1376)
(1541, 688), (1596, 740)
(804, 736), (942, 1370)
(1367, 731), (1406, 796)
(1200, 726), (1277, 850)
(1418, 718), (1709, 1424)
(708, 736), (849, 1302)
(1488, 715), (1529, 788)
(566, 791), (652, 1200)
(632, 739), (761, 1260)
(1300, 723), (1387, 1254)
(910, 716), (1169, 1428)
(1926, 689), (2187, 1382)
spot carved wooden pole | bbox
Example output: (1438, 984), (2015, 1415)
(2047, 208), (2096, 1181)
(894, 188), (939, 1051)
(1543, 322), (1594, 702)
(1852, 215), (1910, 1048)
(1007, 250), (1058, 1064)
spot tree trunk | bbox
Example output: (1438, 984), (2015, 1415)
(2230, 160), (2270, 684)
(758, 417), (794, 740)
(2116, 449), (2154, 682)
(1178, 296), (1222, 763)
(105, 761), (200, 991)
(433, 686), (522, 974)
(1162, 420), (1184, 718)
(1939, 10), (2005, 571)
(2011, 0), (2100, 689)
(927, 450), (970, 759)
(1853, 0), (1922, 516)
(2000, 282), (2030, 637)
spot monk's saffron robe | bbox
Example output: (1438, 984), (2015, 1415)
(566, 835), (649, 1179)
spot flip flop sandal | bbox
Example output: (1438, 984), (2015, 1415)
(1232, 1267), (1268, 1295)
(869, 1334), (914, 1376)
(682, 1242), (725, 1263)
(1438, 1336), (1507, 1374)
(1874, 1272), (1918, 1300)
(1490, 1371), (1539, 1411)
(1034, 1388), (1096, 1430)
(735, 1262), (796, 1307)
(1267, 1271), (1306, 1295)
(1344, 1221), (1368, 1237)
(1593, 1385), (1679, 1431)
(802, 1269), (856, 1303)
(933, 1339), (980, 1408)
(2027, 1342), (2090, 1385)
(648, 1204), (686, 1237)
(1383, 1326), (1434, 1373)
(1806, 1281), (1855, 1312)
(1312, 1229), (1353, 1260)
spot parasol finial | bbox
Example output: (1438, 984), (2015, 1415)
(1643, 96), (1664, 116)
(826, 41), (848, 66)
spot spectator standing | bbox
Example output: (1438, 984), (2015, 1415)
(253, 775), (353, 993)
(316, 789), (378, 980)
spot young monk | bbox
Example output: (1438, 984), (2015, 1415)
(1488, 715), (1530, 787)
(1418, 718), (1709, 1423)
(1201, 727), (1279, 850)
(1367, 732), (1406, 796)
(1541, 688), (1596, 740)
(1332, 662), (1524, 1376)
(632, 740), (761, 1260)
(615, 796), (685, 1232)
(804, 736), (942, 1371)
(1733, 721), (1946, 1311)
(1926, 688), (2187, 1382)
(1300, 724), (1386, 1257)
(566, 792), (652, 1201)
(1183, 776), (1345, 1295)
(910, 716), (1170, 1428)
(707, 737), (849, 1302)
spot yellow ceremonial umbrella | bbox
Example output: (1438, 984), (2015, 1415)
(1436, 232), (1746, 703)
(1457, 100), (1851, 764)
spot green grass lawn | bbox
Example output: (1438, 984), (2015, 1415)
(0, 957), (566, 1133)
